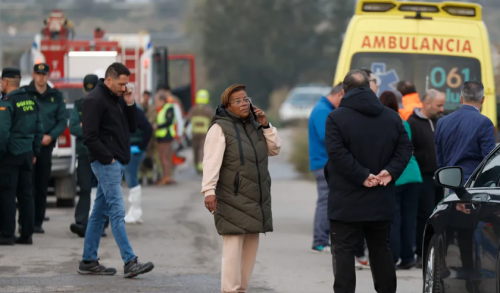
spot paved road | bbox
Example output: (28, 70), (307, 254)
(0, 129), (423, 293)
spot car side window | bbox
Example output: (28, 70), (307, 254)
(469, 149), (500, 188)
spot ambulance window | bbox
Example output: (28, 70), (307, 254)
(350, 53), (481, 114)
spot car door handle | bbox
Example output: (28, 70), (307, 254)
(472, 194), (490, 203)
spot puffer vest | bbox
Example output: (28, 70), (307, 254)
(212, 107), (273, 235)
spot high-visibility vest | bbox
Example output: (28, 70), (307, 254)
(155, 103), (176, 138)
(191, 115), (211, 134)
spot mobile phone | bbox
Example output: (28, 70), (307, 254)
(249, 102), (258, 120)
(125, 84), (134, 93)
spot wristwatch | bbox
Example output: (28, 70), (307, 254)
(262, 122), (271, 129)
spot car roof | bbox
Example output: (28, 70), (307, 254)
(290, 86), (331, 94)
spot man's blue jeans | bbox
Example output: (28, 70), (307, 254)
(83, 160), (136, 264)
(313, 169), (330, 247)
(124, 152), (146, 189)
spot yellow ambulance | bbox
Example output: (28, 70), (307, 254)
(333, 0), (497, 127)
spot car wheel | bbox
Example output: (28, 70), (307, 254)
(424, 235), (443, 293)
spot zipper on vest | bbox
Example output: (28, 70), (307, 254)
(232, 123), (245, 165)
(234, 171), (240, 196)
(242, 123), (265, 231)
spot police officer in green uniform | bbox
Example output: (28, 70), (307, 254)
(69, 74), (108, 237)
(0, 68), (44, 245)
(22, 63), (67, 233)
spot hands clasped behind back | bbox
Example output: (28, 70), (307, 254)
(363, 170), (393, 188)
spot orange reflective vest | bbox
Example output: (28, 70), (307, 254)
(399, 93), (422, 121)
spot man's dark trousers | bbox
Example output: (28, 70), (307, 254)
(33, 145), (53, 228)
(75, 155), (93, 226)
(331, 220), (396, 293)
(0, 152), (35, 239)
(415, 173), (436, 258)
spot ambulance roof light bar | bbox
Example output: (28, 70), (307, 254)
(399, 4), (439, 13)
(362, 3), (395, 12)
(443, 6), (476, 17)
(360, 1), (479, 19)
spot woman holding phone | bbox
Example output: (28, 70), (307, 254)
(201, 84), (282, 293)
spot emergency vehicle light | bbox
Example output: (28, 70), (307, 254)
(399, 4), (439, 13)
(67, 51), (118, 57)
(443, 6), (476, 17)
(362, 3), (395, 12)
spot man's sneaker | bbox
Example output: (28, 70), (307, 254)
(124, 258), (154, 278)
(355, 259), (364, 270)
(356, 256), (370, 268)
(397, 261), (416, 270)
(78, 259), (117, 275)
(311, 245), (331, 253)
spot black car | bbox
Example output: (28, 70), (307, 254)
(424, 147), (500, 293)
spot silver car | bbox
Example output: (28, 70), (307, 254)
(279, 85), (331, 125)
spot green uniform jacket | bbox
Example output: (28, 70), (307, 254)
(22, 81), (67, 143)
(212, 106), (273, 235)
(0, 88), (44, 160)
(395, 120), (423, 186)
(69, 97), (87, 156)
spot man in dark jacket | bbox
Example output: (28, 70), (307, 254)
(325, 69), (413, 293)
(407, 88), (445, 268)
(23, 63), (67, 233)
(69, 74), (109, 238)
(79, 62), (154, 278)
(0, 68), (44, 245)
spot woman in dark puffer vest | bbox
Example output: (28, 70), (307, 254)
(201, 84), (282, 293)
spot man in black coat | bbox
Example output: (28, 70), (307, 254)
(325, 69), (413, 293)
(79, 63), (154, 278)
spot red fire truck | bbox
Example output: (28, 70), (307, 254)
(28, 10), (197, 206)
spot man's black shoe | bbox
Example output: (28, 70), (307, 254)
(397, 261), (415, 270)
(124, 258), (154, 278)
(78, 260), (117, 275)
(101, 230), (107, 237)
(44, 217), (50, 222)
(0, 236), (15, 245)
(15, 236), (33, 245)
(33, 226), (45, 234)
(70, 223), (86, 238)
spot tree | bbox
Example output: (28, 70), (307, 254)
(195, 0), (353, 109)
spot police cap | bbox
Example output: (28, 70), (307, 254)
(1, 68), (21, 79)
(83, 74), (99, 91)
(34, 63), (50, 74)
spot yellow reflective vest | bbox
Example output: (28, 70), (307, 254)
(155, 103), (176, 138)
